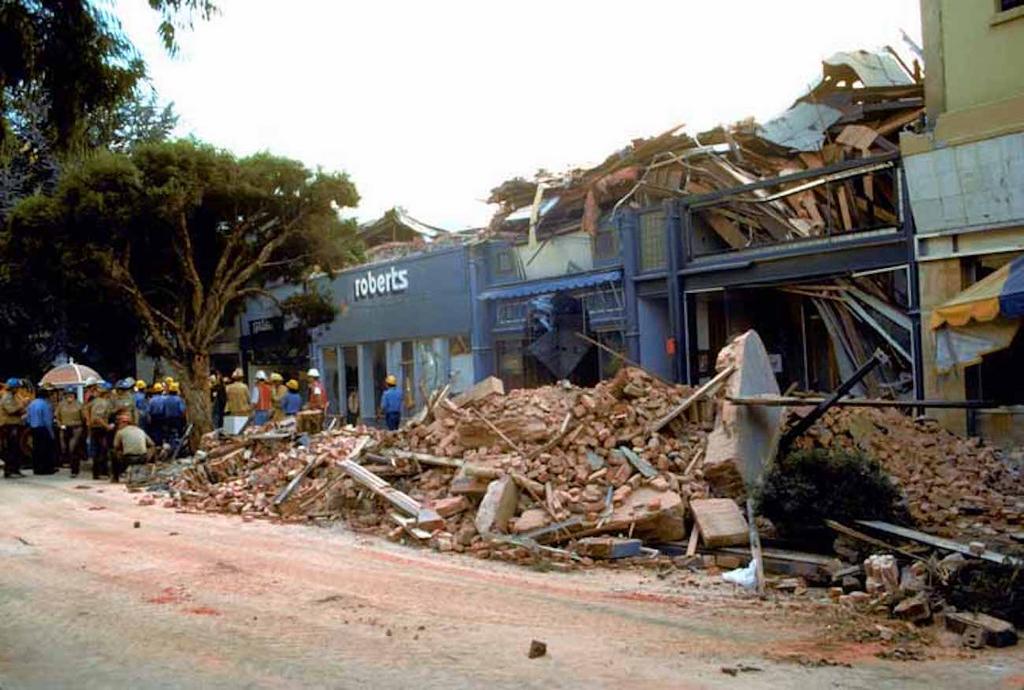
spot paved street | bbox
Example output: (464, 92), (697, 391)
(0, 474), (1021, 689)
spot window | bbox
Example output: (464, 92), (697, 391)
(496, 249), (516, 275)
(638, 210), (667, 272)
(496, 300), (528, 326)
(582, 287), (624, 320)
(993, 0), (1024, 25)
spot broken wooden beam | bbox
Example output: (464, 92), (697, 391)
(650, 365), (735, 432)
(856, 520), (1018, 565)
(727, 395), (999, 409)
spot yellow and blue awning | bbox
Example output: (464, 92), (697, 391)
(930, 255), (1024, 329)
(931, 255), (1024, 373)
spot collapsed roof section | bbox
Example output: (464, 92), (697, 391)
(486, 48), (924, 252)
(358, 207), (474, 263)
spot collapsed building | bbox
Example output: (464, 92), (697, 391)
(233, 45), (1020, 451)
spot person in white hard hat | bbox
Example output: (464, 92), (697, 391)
(224, 368), (251, 417)
(251, 370), (273, 426)
(305, 368), (327, 412)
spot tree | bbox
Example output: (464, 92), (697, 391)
(1, 0), (214, 151)
(8, 139), (362, 433)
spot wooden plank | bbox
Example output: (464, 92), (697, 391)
(616, 447), (657, 479)
(727, 395), (997, 409)
(685, 524), (700, 556)
(856, 520), (1017, 565)
(651, 365), (736, 433)
(705, 212), (748, 249)
(339, 448), (442, 529)
(825, 519), (926, 562)
(690, 498), (748, 548)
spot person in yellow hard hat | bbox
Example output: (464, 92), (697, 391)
(164, 381), (187, 449)
(282, 379), (302, 417)
(380, 374), (402, 430)
(270, 373), (287, 422)
(148, 382), (166, 445)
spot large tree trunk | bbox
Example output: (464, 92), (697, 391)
(180, 351), (213, 440)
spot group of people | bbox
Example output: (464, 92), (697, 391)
(209, 367), (326, 429)
(0, 375), (181, 482)
(1, 365), (405, 481)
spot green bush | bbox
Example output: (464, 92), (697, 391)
(756, 448), (911, 541)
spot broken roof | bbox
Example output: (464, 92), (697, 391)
(484, 47), (923, 249)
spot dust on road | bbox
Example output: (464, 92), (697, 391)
(1, 474), (1021, 689)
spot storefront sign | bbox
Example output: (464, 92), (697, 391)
(353, 266), (409, 300)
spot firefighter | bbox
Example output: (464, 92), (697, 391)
(111, 411), (154, 483)
(251, 370), (272, 426)
(147, 382), (166, 446)
(133, 379), (149, 430)
(224, 368), (251, 418)
(379, 374), (402, 431)
(164, 381), (187, 450)
(112, 379), (138, 425)
(0, 378), (26, 478)
(282, 379), (302, 418)
(270, 373), (287, 423)
(306, 368), (328, 412)
(84, 382), (114, 479)
(56, 388), (85, 477)
(26, 384), (57, 475)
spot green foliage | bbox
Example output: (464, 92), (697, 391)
(1, 0), (211, 150)
(756, 448), (912, 540)
(281, 287), (338, 332)
(7, 139), (361, 369)
(0, 1), (144, 149)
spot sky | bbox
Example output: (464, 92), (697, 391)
(114, 0), (923, 230)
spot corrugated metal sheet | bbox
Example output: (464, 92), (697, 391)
(478, 269), (621, 301)
(823, 50), (914, 87)
(757, 102), (844, 152)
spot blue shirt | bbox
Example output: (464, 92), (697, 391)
(165, 395), (186, 419)
(381, 387), (402, 414)
(26, 398), (53, 429)
(282, 391), (301, 415)
(148, 394), (166, 418)
(134, 391), (149, 414)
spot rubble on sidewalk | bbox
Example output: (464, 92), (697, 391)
(133, 328), (1023, 653)
(790, 407), (1021, 540)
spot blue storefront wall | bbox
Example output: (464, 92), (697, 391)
(311, 246), (475, 421)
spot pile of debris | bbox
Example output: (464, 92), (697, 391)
(161, 366), (717, 564)
(792, 407), (1022, 540)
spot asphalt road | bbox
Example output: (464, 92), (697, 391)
(1, 473), (1022, 689)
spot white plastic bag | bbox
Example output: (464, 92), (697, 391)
(722, 560), (757, 589)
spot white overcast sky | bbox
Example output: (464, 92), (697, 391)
(114, 0), (922, 229)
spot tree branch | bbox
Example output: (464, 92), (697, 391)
(176, 211), (205, 321)
(107, 256), (183, 355)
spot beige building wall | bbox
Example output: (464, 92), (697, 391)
(903, 0), (1024, 444)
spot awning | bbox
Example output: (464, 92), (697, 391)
(478, 269), (621, 301)
(930, 255), (1024, 329)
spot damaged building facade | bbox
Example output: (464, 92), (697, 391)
(901, 0), (1024, 447)
(240, 40), (1020, 449)
(482, 50), (926, 409)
